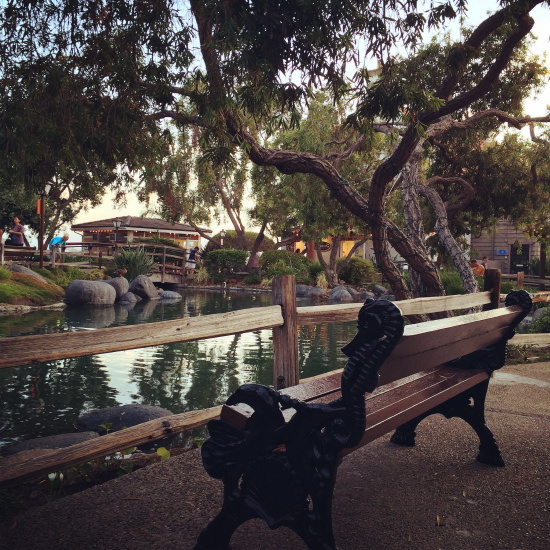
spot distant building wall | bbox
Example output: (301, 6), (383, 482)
(470, 219), (540, 274)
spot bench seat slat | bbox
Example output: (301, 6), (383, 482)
(344, 367), (490, 454)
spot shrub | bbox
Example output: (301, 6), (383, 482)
(308, 261), (324, 281)
(193, 266), (210, 284)
(529, 309), (550, 333)
(259, 250), (312, 281)
(113, 247), (155, 282)
(337, 257), (376, 285)
(0, 267), (12, 280)
(86, 269), (106, 280)
(316, 272), (328, 289)
(243, 273), (261, 285)
(204, 249), (248, 277)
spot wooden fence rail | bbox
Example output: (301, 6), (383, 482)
(1, 270), (549, 487)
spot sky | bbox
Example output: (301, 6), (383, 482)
(64, 1), (549, 244)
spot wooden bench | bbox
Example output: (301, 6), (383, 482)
(0, 244), (37, 264)
(194, 289), (532, 550)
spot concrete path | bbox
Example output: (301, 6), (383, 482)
(1, 363), (548, 550)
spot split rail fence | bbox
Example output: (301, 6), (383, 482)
(1, 270), (549, 486)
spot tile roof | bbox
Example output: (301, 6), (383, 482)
(71, 216), (211, 234)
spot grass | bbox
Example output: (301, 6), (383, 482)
(0, 271), (64, 306)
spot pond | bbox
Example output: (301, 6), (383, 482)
(0, 289), (358, 451)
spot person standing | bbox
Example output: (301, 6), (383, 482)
(481, 256), (489, 269)
(187, 246), (200, 274)
(470, 258), (485, 276)
(5, 216), (25, 246)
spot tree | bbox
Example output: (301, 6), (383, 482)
(2, 0), (549, 298)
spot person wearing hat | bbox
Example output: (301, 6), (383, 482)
(470, 258), (485, 276)
(48, 233), (70, 263)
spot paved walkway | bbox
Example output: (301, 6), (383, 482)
(1, 363), (549, 550)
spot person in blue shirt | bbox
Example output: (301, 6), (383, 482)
(48, 233), (69, 262)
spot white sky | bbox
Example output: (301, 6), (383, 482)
(66, 1), (549, 243)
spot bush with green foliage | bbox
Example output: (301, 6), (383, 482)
(193, 266), (210, 284)
(204, 249), (248, 281)
(337, 257), (376, 285)
(113, 247), (155, 282)
(243, 273), (261, 285)
(308, 261), (324, 281)
(259, 250), (312, 282)
(529, 308), (550, 333)
(529, 256), (550, 277)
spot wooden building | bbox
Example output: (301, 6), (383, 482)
(470, 219), (540, 274)
(71, 216), (211, 252)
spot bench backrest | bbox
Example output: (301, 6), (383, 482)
(282, 300), (530, 403)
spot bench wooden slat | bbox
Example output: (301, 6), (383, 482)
(378, 306), (523, 385)
(345, 367), (490, 454)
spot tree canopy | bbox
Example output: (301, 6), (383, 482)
(1, 0), (549, 296)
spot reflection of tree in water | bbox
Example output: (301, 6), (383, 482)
(298, 321), (357, 378)
(0, 356), (118, 450)
(129, 330), (275, 413)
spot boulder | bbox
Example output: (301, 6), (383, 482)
(65, 280), (116, 306)
(128, 275), (159, 300)
(159, 290), (182, 300)
(7, 264), (50, 284)
(105, 277), (129, 300)
(2, 432), (99, 456)
(119, 291), (140, 303)
(372, 284), (388, 296)
(76, 404), (173, 435)
(329, 286), (354, 302)
(307, 286), (328, 297)
(296, 284), (310, 297)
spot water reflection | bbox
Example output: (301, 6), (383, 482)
(0, 290), (356, 450)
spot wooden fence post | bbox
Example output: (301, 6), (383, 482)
(0, 242), (4, 265)
(517, 271), (524, 289)
(272, 275), (299, 389)
(483, 268), (501, 311)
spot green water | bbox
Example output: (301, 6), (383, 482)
(0, 290), (358, 450)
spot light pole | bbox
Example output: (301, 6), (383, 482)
(39, 183), (52, 268)
(113, 218), (122, 253)
(220, 229), (226, 248)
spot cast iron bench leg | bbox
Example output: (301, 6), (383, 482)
(390, 380), (504, 466)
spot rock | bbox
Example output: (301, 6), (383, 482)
(532, 307), (549, 321)
(2, 432), (99, 456)
(357, 291), (376, 301)
(7, 264), (50, 284)
(76, 404), (174, 434)
(372, 284), (388, 296)
(65, 280), (116, 306)
(128, 275), (159, 300)
(329, 286), (354, 302)
(105, 277), (129, 300)
(307, 286), (328, 297)
(296, 284), (310, 297)
(346, 287), (360, 298)
(159, 290), (182, 300)
(119, 291), (140, 303)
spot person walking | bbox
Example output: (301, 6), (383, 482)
(5, 216), (25, 246)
